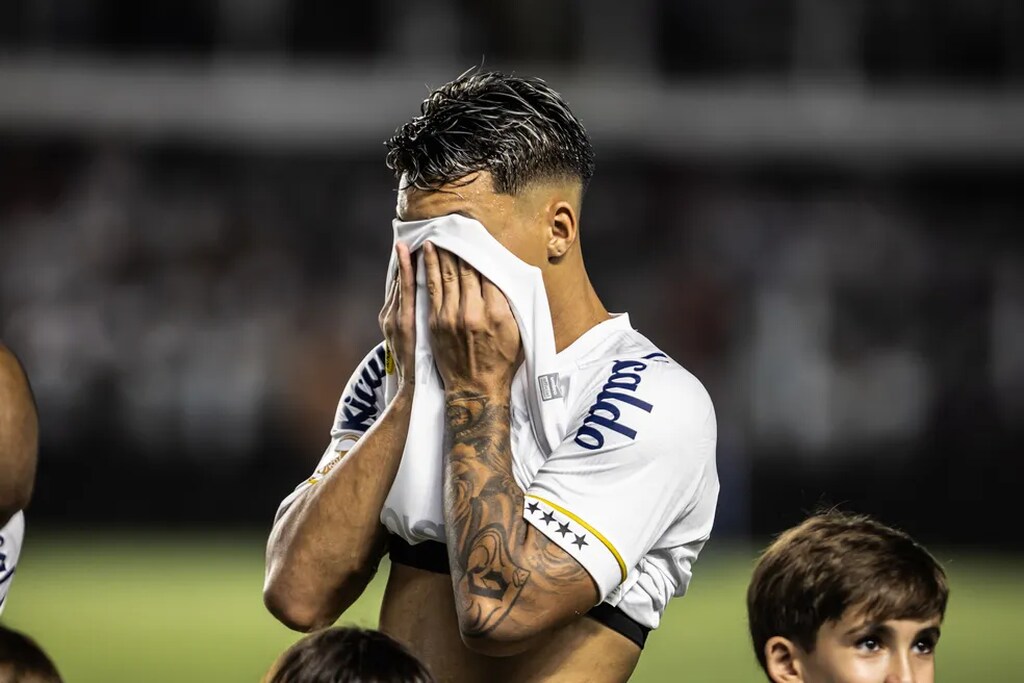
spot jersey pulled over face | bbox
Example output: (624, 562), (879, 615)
(278, 314), (719, 630)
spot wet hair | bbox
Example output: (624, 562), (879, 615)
(747, 511), (948, 677)
(385, 70), (595, 195)
(0, 626), (63, 683)
(265, 627), (434, 683)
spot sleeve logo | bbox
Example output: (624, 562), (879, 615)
(339, 346), (387, 432)
(574, 356), (661, 450)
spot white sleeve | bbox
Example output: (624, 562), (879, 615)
(274, 343), (390, 521)
(523, 359), (718, 600)
(0, 511), (25, 616)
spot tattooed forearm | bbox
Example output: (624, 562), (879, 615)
(442, 390), (593, 640)
(443, 391), (527, 636)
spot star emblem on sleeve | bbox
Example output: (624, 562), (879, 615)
(572, 534), (589, 550)
(541, 511), (556, 525)
(556, 522), (571, 537)
(526, 501), (540, 514)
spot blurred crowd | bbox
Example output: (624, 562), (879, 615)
(1, 141), (1021, 539)
(0, 0), (1021, 542)
(1, 0), (1021, 84)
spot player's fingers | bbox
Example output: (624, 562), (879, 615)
(386, 256), (400, 305)
(437, 246), (460, 323)
(423, 241), (443, 320)
(380, 282), (398, 341)
(396, 242), (416, 330)
(379, 261), (399, 330)
(457, 257), (484, 328)
(482, 277), (514, 321)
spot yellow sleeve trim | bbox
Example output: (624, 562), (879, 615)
(525, 494), (628, 583)
(307, 450), (350, 486)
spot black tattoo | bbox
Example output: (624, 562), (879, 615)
(442, 391), (590, 638)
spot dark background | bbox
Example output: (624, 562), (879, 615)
(1, 0), (1022, 551)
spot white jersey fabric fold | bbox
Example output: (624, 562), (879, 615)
(380, 214), (570, 545)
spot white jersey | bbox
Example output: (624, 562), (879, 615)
(278, 314), (719, 629)
(0, 511), (24, 616)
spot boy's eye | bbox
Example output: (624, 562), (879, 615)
(855, 637), (882, 652)
(913, 638), (936, 655)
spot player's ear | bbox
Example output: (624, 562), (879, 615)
(545, 199), (577, 264)
(764, 636), (804, 683)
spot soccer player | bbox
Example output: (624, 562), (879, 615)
(264, 627), (435, 683)
(747, 512), (949, 683)
(0, 344), (38, 616)
(264, 71), (720, 682)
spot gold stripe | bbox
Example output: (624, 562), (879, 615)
(525, 494), (628, 583)
(307, 449), (351, 486)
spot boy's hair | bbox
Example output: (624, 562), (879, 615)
(265, 627), (434, 683)
(747, 511), (949, 675)
(0, 626), (63, 683)
(385, 69), (595, 195)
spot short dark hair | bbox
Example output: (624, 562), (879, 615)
(385, 70), (595, 195)
(747, 511), (949, 677)
(266, 627), (434, 683)
(0, 626), (63, 683)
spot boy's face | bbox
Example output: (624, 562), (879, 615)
(768, 609), (942, 683)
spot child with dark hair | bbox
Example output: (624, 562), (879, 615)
(0, 626), (62, 683)
(265, 627), (434, 683)
(747, 511), (949, 683)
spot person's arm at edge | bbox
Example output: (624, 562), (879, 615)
(263, 244), (418, 632)
(263, 390), (412, 632)
(0, 344), (38, 528)
(425, 244), (599, 657)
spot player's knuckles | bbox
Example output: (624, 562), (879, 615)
(439, 254), (459, 281)
(428, 312), (453, 335)
(461, 309), (486, 331)
(485, 304), (513, 325)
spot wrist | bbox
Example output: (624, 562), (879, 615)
(390, 385), (415, 411)
(444, 382), (509, 403)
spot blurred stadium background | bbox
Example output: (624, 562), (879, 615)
(1, 1), (1022, 681)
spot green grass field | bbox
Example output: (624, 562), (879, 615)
(2, 533), (1021, 682)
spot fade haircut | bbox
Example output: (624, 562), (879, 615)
(265, 627), (435, 683)
(385, 70), (595, 195)
(747, 511), (949, 677)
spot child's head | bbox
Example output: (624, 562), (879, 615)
(747, 511), (948, 683)
(264, 627), (434, 683)
(0, 626), (62, 683)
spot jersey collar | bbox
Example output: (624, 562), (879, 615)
(555, 313), (633, 366)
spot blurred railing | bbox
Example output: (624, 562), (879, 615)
(1, 57), (1023, 162)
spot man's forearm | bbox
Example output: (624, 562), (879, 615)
(443, 390), (529, 636)
(442, 388), (594, 650)
(265, 390), (412, 630)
